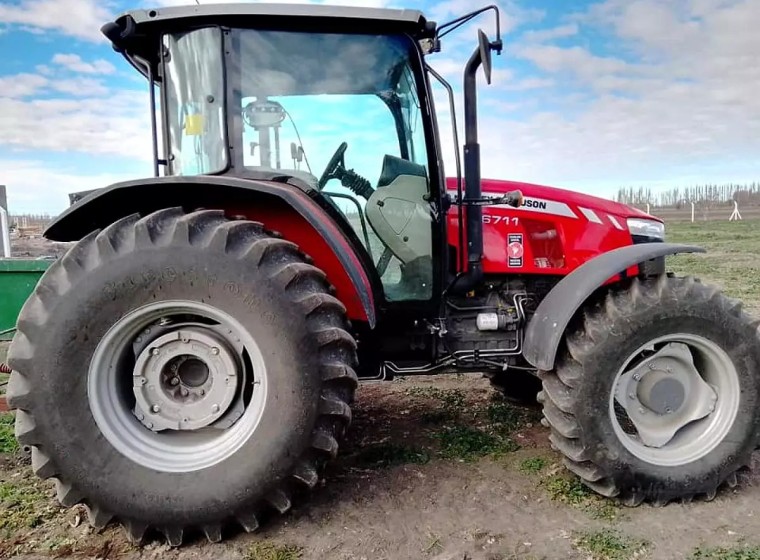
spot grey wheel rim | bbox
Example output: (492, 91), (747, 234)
(88, 300), (268, 473)
(609, 333), (740, 467)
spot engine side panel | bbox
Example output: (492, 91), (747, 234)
(446, 177), (650, 276)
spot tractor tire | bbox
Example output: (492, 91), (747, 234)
(6, 208), (357, 545)
(539, 275), (760, 506)
(486, 369), (542, 407)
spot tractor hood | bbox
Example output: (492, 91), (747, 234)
(446, 177), (656, 222)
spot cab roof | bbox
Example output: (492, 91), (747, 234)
(104, 3), (434, 70)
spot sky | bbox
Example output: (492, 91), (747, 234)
(0, 0), (758, 214)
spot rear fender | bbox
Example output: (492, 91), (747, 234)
(46, 176), (377, 326)
(523, 243), (705, 371)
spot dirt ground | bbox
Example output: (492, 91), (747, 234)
(2, 222), (760, 560)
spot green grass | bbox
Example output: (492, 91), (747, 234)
(573, 529), (649, 560)
(542, 474), (620, 521)
(691, 544), (760, 560)
(519, 457), (547, 475)
(0, 479), (52, 532)
(667, 220), (760, 308)
(544, 475), (592, 505)
(352, 443), (430, 468)
(245, 542), (303, 560)
(0, 413), (18, 454)
(435, 425), (518, 461)
(486, 396), (523, 432)
(406, 387), (467, 422)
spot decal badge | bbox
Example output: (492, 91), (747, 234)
(507, 233), (524, 267)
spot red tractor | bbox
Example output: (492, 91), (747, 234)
(7, 2), (760, 546)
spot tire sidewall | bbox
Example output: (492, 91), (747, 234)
(28, 241), (325, 525)
(572, 291), (760, 496)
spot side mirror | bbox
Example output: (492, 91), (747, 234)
(478, 29), (493, 85)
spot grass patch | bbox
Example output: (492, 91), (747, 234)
(245, 542), (303, 560)
(486, 397), (523, 432)
(436, 425), (518, 462)
(542, 474), (620, 521)
(544, 475), (592, 505)
(691, 544), (760, 560)
(573, 529), (649, 560)
(407, 387), (467, 422)
(353, 443), (430, 468)
(519, 457), (547, 475)
(0, 413), (18, 454)
(0, 479), (52, 532)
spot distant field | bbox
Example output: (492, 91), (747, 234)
(666, 219), (760, 314)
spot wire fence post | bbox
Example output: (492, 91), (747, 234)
(691, 202), (695, 223)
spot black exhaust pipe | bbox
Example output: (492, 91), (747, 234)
(451, 41), (488, 293)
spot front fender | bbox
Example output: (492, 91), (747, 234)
(46, 176), (378, 327)
(523, 243), (705, 371)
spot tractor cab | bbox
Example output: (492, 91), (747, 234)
(103, 5), (470, 304)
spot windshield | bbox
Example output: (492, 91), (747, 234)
(234, 30), (427, 184)
(162, 28), (434, 301)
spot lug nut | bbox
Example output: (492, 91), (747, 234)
(628, 393), (635, 399)
(151, 348), (160, 356)
(181, 337), (189, 344)
(212, 404), (220, 414)
(151, 404), (160, 413)
(147, 422), (154, 429)
(638, 407), (646, 414)
(633, 373), (641, 381)
(170, 377), (180, 386)
(211, 347), (220, 355)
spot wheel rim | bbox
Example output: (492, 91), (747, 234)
(88, 300), (267, 473)
(609, 333), (740, 467)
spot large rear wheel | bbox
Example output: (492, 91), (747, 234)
(7, 208), (358, 545)
(539, 275), (760, 505)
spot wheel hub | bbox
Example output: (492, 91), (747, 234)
(133, 327), (239, 431)
(614, 342), (718, 448)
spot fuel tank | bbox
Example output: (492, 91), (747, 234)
(446, 177), (660, 276)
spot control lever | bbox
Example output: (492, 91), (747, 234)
(454, 190), (524, 208)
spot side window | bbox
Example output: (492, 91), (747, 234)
(163, 28), (226, 176)
(397, 67), (427, 169)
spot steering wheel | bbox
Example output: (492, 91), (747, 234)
(318, 142), (348, 190)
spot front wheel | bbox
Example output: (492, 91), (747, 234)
(539, 275), (760, 506)
(7, 208), (358, 545)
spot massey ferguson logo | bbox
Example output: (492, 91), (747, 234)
(523, 198), (548, 210)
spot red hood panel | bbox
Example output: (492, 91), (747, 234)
(445, 177), (655, 221)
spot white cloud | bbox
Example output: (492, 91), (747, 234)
(0, 91), (151, 160)
(0, 73), (48, 98)
(0, 0), (114, 41)
(52, 53), (115, 75)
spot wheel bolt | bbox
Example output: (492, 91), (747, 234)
(200, 389), (206, 396)
(151, 405), (160, 413)
(665, 407), (673, 414)
(151, 348), (160, 356)
(638, 407), (646, 414)
(628, 393), (635, 399)
(181, 388), (189, 397)
(147, 422), (154, 429)
(135, 337), (142, 344)
(170, 377), (180, 386)
(211, 347), (220, 355)
(212, 404), (220, 414)
(633, 373), (641, 381)
(666, 367), (673, 373)
(181, 337), (189, 344)
(648, 363), (656, 370)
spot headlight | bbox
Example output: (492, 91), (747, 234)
(627, 218), (665, 240)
